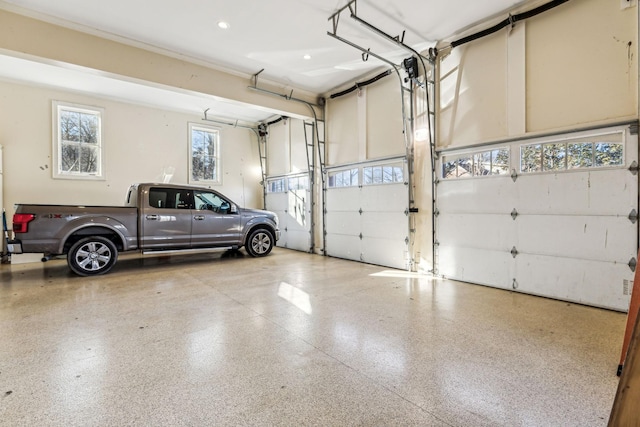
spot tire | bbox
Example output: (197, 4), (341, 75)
(68, 236), (118, 276)
(245, 228), (274, 257)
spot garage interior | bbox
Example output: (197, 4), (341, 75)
(0, 0), (638, 425)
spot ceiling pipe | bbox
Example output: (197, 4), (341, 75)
(449, 0), (570, 49)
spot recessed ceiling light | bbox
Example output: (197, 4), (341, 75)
(217, 21), (230, 30)
(303, 54), (311, 60)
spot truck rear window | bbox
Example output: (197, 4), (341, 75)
(149, 188), (193, 209)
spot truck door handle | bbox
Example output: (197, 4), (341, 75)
(194, 215), (205, 221)
(146, 214), (159, 220)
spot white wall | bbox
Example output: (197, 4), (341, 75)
(0, 80), (263, 217)
(266, 117), (309, 176)
(438, 0), (638, 148)
(326, 76), (405, 166)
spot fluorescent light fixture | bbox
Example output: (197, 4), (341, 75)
(217, 21), (230, 29)
(303, 54), (311, 60)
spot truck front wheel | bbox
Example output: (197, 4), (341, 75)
(245, 228), (274, 257)
(68, 236), (118, 276)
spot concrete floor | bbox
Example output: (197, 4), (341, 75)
(0, 248), (626, 426)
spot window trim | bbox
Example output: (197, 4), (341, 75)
(52, 100), (105, 180)
(188, 122), (221, 185)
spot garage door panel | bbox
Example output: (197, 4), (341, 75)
(361, 184), (407, 211)
(438, 214), (514, 250)
(326, 234), (360, 260)
(438, 245), (513, 289)
(266, 181), (310, 252)
(326, 160), (409, 269)
(436, 126), (637, 310)
(438, 177), (518, 214)
(516, 170), (636, 215)
(266, 192), (287, 205)
(362, 212), (407, 239)
(327, 187), (361, 211)
(362, 237), (407, 270)
(286, 229), (310, 251)
(326, 211), (361, 236)
(516, 215), (636, 262)
(515, 254), (632, 311)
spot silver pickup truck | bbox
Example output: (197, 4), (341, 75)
(9, 183), (280, 276)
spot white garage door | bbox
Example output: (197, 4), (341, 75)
(325, 159), (409, 270)
(265, 174), (311, 252)
(436, 125), (637, 311)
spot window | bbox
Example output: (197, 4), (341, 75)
(363, 163), (404, 185)
(53, 101), (104, 180)
(189, 123), (220, 184)
(148, 187), (193, 209)
(442, 148), (509, 179)
(520, 132), (624, 174)
(194, 190), (232, 213)
(328, 168), (359, 188)
(288, 175), (309, 191)
(266, 178), (286, 193)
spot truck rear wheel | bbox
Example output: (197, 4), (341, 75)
(245, 228), (274, 257)
(68, 236), (118, 276)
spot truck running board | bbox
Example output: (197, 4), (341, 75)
(142, 246), (237, 256)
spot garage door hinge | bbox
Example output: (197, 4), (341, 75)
(359, 208), (363, 215)
(510, 246), (519, 258)
(434, 240), (440, 247)
(512, 278), (518, 289)
(359, 233), (363, 240)
(511, 208), (518, 220)
(510, 169), (518, 182)
(629, 257), (637, 272)
(434, 208), (440, 217)
(629, 161), (639, 175)
(405, 237), (409, 245)
(629, 209), (638, 224)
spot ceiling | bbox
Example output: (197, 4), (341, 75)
(0, 0), (530, 123)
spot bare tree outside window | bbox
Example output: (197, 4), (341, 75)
(54, 102), (103, 179)
(59, 110), (100, 173)
(190, 124), (220, 183)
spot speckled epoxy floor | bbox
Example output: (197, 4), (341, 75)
(0, 248), (626, 426)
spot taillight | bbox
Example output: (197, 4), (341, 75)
(13, 214), (36, 233)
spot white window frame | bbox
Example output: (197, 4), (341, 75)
(52, 101), (105, 180)
(189, 123), (221, 185)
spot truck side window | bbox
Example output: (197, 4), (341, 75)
(149, 189), (166, 208)
(194, 191), (229, 213)
(149, 188), (193, 209)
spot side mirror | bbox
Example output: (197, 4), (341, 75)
(229, 204), (238, 214)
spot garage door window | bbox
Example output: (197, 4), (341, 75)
(520, 132), (624, 174)
(267, 178), (286, 193)
(328, 168), (358, 188)
(363, 163), (404, 185)
(442, 148), (509, 179)
(288, 175), (309, 191)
